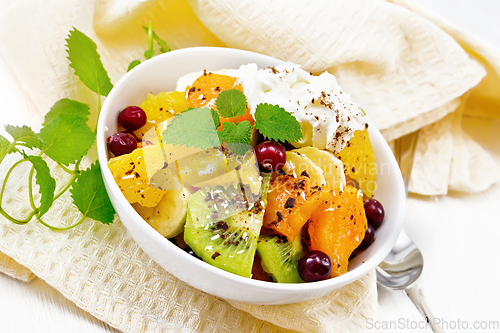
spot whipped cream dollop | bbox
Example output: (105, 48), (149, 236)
(177, 63), (366, 153)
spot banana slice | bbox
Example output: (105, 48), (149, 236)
(293, 147), (345, 190)
(283, 151), (326, 188)
(132, 187), (190, 238)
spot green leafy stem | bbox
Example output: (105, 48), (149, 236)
(162, 89), (303, 155)
(0, 23), (170, 230)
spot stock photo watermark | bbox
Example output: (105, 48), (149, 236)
(366, 317), (500, 331)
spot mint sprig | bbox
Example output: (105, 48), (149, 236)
(70, 161), (115, 225)
(222, 121), (252, 145)
(162, 89), (302, 154)
(254, 103), (303, 143)
(127, 60), (141, 72)
(222, 121), (252, 155)
(0, 26), (124, 230)
(142, 26), (171, 53)
(0, 135), (11, 159)
(24, 154), (56, 217)
(127, 22), (171, 72)
(162, 107), (221, 149)
(66, 28), (113, 97)
(38, 100), (94, 166)
(5, 125), (42, 150)
(42, 99), (90, 126)
(216, 89), (248, 119)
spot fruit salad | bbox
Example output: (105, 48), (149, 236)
(106, 63), (385, 283)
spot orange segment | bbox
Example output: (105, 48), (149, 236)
(186, 73), (254, 128)
(308, 185), (367, 277)
(263, 175), (322, 241)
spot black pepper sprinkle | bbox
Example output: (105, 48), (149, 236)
(216, 220), (229, 231)
(189, 87), (196, 93)
(276, 211), (283, 222)
(301, 170), (310, 178)
(294, 179), (306, 189)
(285, 198), (295, 209)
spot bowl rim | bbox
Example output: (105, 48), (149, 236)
(97, 46), (406, 294)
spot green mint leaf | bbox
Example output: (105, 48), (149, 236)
(0, 134), (12, 159)
(66, 28), (113, 97)
(211, 108), (221, 128)
(5, 125), (42, 149)
(222, 121), (252, 155)
(142, 26), (171, 53)
(222, 121), (252, 144)
(127, 60), (141, 72)
(38, 115), (94, 166)
(43, 99), (90, 127)
(217, 130), (224, 145)
(162, 107), (220, 149)
(38, 99), (93, 165)
(24, 154), (56, 217)
(215, 89), (247, 119)
(144, 49), (155, 60)
(254, 103), (302, 143)
(70, 161), (115, 224)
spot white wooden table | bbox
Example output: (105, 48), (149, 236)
(1, 1), (499, 332)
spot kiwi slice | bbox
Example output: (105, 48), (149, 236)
(184, 177), (270, 278)
(257, 232), (305, 283)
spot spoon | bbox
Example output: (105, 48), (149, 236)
(376, 131), (423, 290)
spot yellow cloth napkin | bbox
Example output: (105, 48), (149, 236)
(187, 0), (500, 195)
(0, 0), (499, 332)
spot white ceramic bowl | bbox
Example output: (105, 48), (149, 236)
(97, 47), (405, 305)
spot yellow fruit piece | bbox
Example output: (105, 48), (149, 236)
(108, 146), (180, 207)
(293, 147), (345, 190)
(176, 147), (227, 187)
(132, 187), (190, 238)
(334, 129), (376, 197)
(134, 91), (191, 142)
(140, 91), (191, 124)
(283, 151), (326, 188)
(193, 149), (262, 195)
